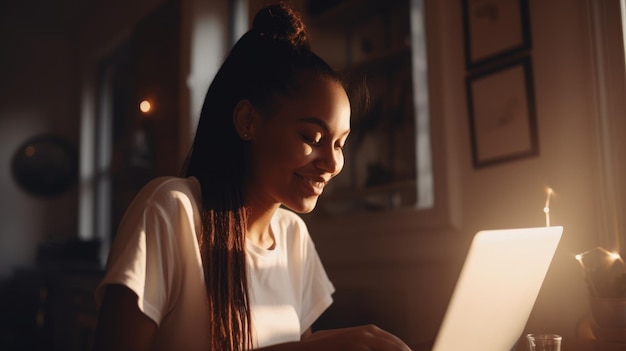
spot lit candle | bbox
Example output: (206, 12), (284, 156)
(575, 247), (624, 297)
(575, 248), (600, 296)
(607, 251), (623, 263)
(606, 250), (625, 276)
(575, 253), (584, 270)
(575, 253), (587, 281)
(543, 187), (553, 227)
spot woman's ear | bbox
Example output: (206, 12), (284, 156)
(233, 100), (256, 140)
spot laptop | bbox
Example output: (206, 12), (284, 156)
(431, 226), (563, 351)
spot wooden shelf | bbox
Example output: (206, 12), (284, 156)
(307, 0), (418, 215)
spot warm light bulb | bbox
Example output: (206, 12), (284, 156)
(139, 100), (152, 113)
(575, 254), (583, 261)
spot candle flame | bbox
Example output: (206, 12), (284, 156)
(576, 247), (622, 262)
(608, 251), (621, 261)
(544, 188), (553, 206)
(574, 247), (624, 297)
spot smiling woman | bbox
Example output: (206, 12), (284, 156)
(93, 2), (411, 351)
(241, 72), (351, 214)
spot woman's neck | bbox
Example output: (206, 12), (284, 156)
(245, 202), (279, 250)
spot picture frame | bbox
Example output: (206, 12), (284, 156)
(462, 0), (532, 69)
(466, 56), (538, 168)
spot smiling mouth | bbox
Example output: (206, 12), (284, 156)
(296, 174), (326, 195)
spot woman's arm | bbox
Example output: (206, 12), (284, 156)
(93, 284), (158, 351)
(256, 325), (413, 351)
(93, 287), (411, 351)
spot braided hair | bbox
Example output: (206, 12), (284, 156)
(182, 2), (341, 350)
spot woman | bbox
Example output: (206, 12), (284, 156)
(94, 2), (412, 351)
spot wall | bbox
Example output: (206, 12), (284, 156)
(0, 3), (81, 278)
(440, 0), (623, 345)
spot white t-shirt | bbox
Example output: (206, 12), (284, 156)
(95, 176), (335, 350)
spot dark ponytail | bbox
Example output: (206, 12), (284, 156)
(181, 2), (340, 350)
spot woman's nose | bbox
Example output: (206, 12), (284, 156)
(314, 147), (344, 175)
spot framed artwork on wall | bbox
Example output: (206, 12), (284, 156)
(462, 0), (532, 69)
(466, 56), (538, 168)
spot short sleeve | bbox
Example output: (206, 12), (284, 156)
(94, 180), (182, 326)
(295, 218), (335, 331)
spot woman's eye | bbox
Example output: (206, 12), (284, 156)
(336, 137), (348, 150)
(304, 132), (322, 145)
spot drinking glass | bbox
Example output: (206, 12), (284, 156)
(526, 333), (561, 351)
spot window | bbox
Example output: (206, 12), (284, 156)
(587, 0), (626, 252)
(304, 0), (434, 218)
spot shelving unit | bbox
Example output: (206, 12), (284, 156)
(305, 0), (418, 216)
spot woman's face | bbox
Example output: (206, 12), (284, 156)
(247, 75), (351, 213)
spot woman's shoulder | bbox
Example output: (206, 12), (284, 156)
(274, 207), (306, 225)
(133, 176), (201, 207)
(273, 207), (310, 240)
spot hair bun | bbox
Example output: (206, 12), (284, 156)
(252, 2), (309, 49)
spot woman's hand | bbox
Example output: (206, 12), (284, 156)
(302, 325), (412, 351)
(94, 286), (411, 351)
(256, 325), (412, 351)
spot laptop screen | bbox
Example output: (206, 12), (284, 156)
(432, 226), (563, 351)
